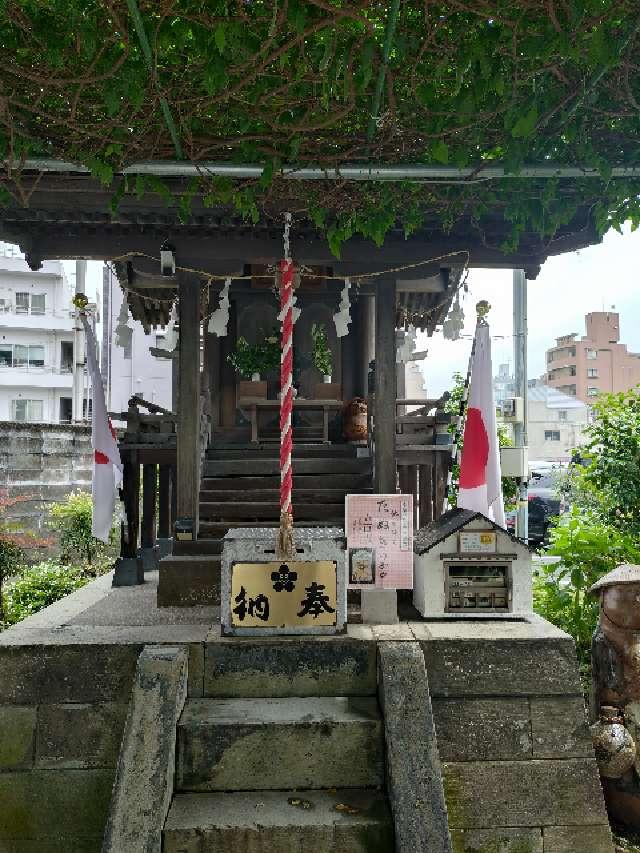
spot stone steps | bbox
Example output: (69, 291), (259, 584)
(157, 556), (221, 607)
(202, 636), (377, 698)
(163, 789), (394, 853)
(176, 696), (385, 792)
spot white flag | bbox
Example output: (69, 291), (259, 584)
(457, 321), (505, 527)
(80, 313), (123, 542)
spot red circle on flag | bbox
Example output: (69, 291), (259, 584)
(459, 407), (489, 488)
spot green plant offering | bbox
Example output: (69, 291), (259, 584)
(228, 332), (280, 379)
(311, 323), (332, 376)
(227, 337), (261, 379)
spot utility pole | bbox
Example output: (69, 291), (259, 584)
(72, 260), (87, 422)
(513, 269), (528, 541)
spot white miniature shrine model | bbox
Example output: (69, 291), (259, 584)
(413, 509), (533, 618)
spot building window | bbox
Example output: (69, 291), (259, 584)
(82, 398), (93, 420)
(547, 351), (554, 363)
(30, 294), (46, 315)
(15, 292), (46, 315)
(586, 348), (597, 360)
(15, 293), (29, 314)
(544, 430), (561, 441)
(27, 345), (44, 367)
(558, 410), (568, 421)
(60, 341), (73, 372)
(587, 367), (598, 378)
(588, 387), (599, 397)
(59, 397), (72, 423)
(12, 399), (43, 422)
(2, 343), (46, 368)
(13, 344), (28, 367)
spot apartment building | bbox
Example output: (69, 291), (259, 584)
(101, 264), (172, 414)
(527, 383), (589, 463)
(0, 246), (77, 423)
(544, 311), (640, 403)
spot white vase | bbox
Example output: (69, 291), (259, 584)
(323, 374), (332, 383)
(251, 372), (261, 382)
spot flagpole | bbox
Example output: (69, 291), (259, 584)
(441, 301), (490, 515)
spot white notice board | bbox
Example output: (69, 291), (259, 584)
(345, 494), (413, 590)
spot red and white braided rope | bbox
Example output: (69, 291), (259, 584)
(279, 257), (294, 519)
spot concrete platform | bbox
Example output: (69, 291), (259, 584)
(0, 571), (614, 853)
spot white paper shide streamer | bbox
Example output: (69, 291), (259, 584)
(208, 278), (231, 336)
(114, 299), (133, 350)
(333, 278), (351, 337)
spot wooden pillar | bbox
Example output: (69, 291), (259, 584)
(177, 280), (201, 533)
(121, 449), (140, 559)
(158, 464), (172, 538)
(141, 463), (157, 549)
(356, 295), (375, 399)
(170, 463), (177, 528)
(419, 464), (433, 526)
(375, 279), (397, 494)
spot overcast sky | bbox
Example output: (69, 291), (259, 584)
(417, 224), (640, 396)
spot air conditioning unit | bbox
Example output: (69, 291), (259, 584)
(501, 396), (524, 423)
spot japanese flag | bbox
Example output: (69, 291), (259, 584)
(80, 313), (123, 542)
(456, 321), (506, 528)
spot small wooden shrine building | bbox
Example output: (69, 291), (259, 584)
(0, 167), (601, 602)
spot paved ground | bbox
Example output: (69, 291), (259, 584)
(0, 568), (569, 648)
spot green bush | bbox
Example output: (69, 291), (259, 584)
(1, 560), (88, 627)
(48, 491), (112, 564)
(534, 508), (640, 673)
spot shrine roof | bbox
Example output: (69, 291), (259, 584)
(414, 508), (531, 555)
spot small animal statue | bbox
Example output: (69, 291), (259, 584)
(590, 564), (640, 828)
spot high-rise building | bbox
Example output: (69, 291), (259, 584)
(493, 362), (515, 408)
(0, 245), (77, 423)
(543, 311), (640, 403)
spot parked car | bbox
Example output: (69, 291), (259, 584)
(505, 471), (567, 547)
(527, 470), (567, 548)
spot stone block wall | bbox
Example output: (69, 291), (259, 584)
(0, 643), (139, 851)
(0, 421), (92, 543)
(415, 628), (613, 853)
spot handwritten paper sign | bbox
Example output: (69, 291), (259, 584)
(346, 494), (413, 589)
(230, 561), (338, 629)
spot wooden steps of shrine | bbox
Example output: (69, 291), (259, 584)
(203, 457), (371, 478)
(198, 520), (341, 538)
(199, 487), (368, 503)
(200, 472), (371, 491)
(206, 443), (359, 459)
(199, 502), (345, 521)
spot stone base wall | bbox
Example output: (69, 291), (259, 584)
(0, 643), (138, 850)
(415, 626), (613, 853)
(0, 421), (92, 546)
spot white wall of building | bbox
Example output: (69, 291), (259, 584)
(527, 384), (589, 464)
(102, 265), (172, 414)
(0, 249), (75, 423)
